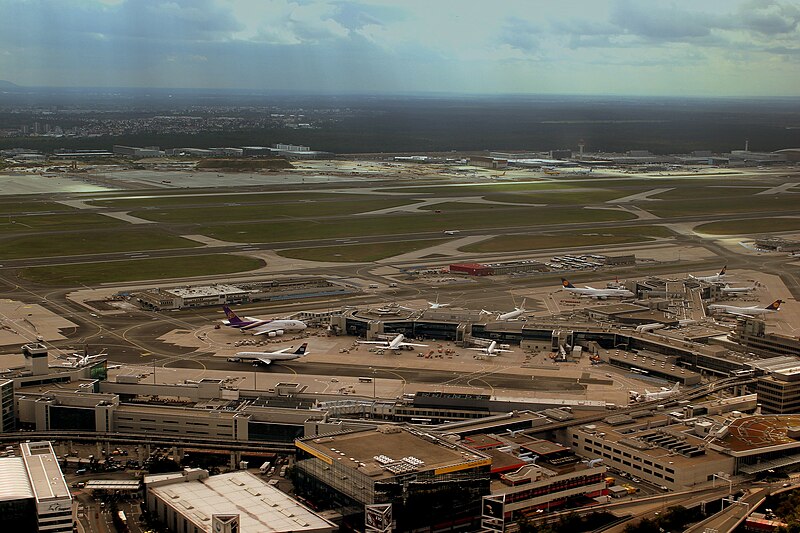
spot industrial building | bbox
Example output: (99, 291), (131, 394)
(145, 469), (336, 533)
(295, 426), (491, 531)
(0, 441), (73, 533)
(134, 278), (355, 311)
(728, 319), (800, 359)
(561, 395), (760, 490)
(459, 434), (607, 518)
(113, 145), (165, 157)
(468, 156), (508, 169)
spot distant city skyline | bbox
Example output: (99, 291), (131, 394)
(2, 0), (800, 97)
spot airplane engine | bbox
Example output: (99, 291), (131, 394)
(267, 330), (284, 337)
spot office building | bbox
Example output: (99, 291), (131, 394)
(0, 441), (73, 533)
(295, 426), (491, 531)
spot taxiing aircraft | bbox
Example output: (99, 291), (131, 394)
(560, 279), (634, 299)
(483, 299), (528, 321)
(228, 343), (309, 366)
(357, 334), (428, 351)
(630, 382), (680, 402)
(222, 305), (306, 336)
(707, 299), (783, 318)
(720, 284), (756, 295)
(468, 341), (513, 357)
(690, 266), (727, 283)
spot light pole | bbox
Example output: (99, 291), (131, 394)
(712, 472), (732, 495)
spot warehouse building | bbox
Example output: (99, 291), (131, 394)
(145, 469), (335, 533)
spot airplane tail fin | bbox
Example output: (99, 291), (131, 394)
(223, 305), (244, 324)
(720, 265), (727, 276)
(561, 278), (575, 289)
(294, 343), (309, 355)
(766, 299), (783, 311)
(672, 382), (680, 391)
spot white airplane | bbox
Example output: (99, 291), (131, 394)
(357, 334), (428, 351)
(690, 266), (727, 283)
(630, 383), (680, 403)
(707, 299), (783, 318)
(222, 305), (306, 336)
(720, 284), (756, 295)
(227, 343), (309, 366)
(468, 341), (513, 357)
(427, 295), (450, 309)
(54, 352), (106, 368)
(483, 299), (528, 321)
(560, 279), (634, 299)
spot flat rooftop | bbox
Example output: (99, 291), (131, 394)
(716, 415), (800, 454)
(298, 427), (489, 480)
(21, 441), (71, 502)
(149, 471), (334, 533)
(0, 457), (34, 501)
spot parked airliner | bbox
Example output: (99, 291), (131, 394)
(222, 305), (306, 336)
(560, 279), (634, 299)
(707, 299), (783, 318)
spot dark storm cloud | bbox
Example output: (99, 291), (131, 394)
(610, 0), (719, 40)
(738, 0), (800, 34)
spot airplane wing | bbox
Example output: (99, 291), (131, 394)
(584, 286), (596, 289)
(467, 347), (488, 352)
(398, 342), (428, 348)
(725, 310), (753, 318)
(269, 347), (292, 354)
(257, 357), (273, 365)
(494, 349), (514, 353)
(356, 340), (388, 345)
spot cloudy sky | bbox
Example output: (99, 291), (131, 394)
(2, 0), (800, 96)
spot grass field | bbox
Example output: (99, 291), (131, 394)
(18, 254), (265, 286)
(484, 190), (623, 205)
(646, 195), (800, 218)
(277, 239), (451, 262)
(652, 186), (769, 200)
(129, 198), (415, 223)
(200, 206), (637, 243)
(0, 213), (124, 234)
(0, 201), (76, 215)
(381, 182), (572, 194)
(89, 192), (371, 209)
(460, 225), (674, 253)
(0, 229), (202, 259)
(694, 217), (800, 235)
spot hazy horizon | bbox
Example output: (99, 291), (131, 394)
(2, 0), (800, 98)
